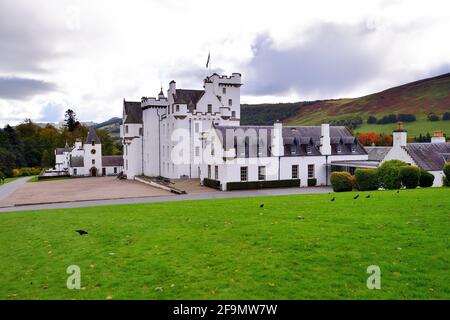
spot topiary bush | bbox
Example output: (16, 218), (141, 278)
(419, 170), (434, 188)
(355, 168), (379, 191)
(330, 172), (354, 192)
(399, 166), (420, 189)
(378, 160), (407, 190)
(444, 163), (450, 187)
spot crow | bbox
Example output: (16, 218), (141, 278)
(366, 195), (370, 198)
(76, 230), (88, 235)
(331, 197), (336, 202)
(260, 204), (264, 208)
(396, 190), (400, 194)
(353, 194), (359, 199)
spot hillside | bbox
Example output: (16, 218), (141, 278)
(95, 117), (121, 139)
(242, 73), (450, 136)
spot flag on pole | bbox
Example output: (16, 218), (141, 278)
(206, 51), (210, 68)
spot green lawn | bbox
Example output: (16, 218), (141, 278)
(27, 176), (70, 183)
(3, 177), (20, 184)
(0, 188), (449, 300)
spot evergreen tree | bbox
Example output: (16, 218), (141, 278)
(64, 109), (80, 131)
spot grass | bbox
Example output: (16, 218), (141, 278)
(356, 119), (450, 137)
(27, 176), (71, 183)
(3, 177), (21, 184)
(0, 188), (449, 300)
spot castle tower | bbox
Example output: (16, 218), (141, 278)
(84, 126), (103, 176)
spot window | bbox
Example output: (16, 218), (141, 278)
(292, 165), (299, 179)
(91, 149), (96, 154)
(195, 146), (200, 157)
(125, 125), (129, 134)
(92, 159), (95, 165)
(258, 166), (266, 181)
(222, 87), (226, 94)
(306, 145), (312, 154)
(208, 165), (211, 179)
(337, 144), (342, 153)
(351, 143), (357, 153)
(228, 99), (232, 106)
(176, 105), (180, 112)
(258, 140), (264, 156)
(102, 168), (106, 176)
(91, 140), (95, 146)
(139, 127), (143, 136)
(215, 166), (218, 180)
(195, 123), (200, 133)
(74, 168), (77, 175)
(231, 111), (236, 118)
(207, 104), (212, 113)
(240, 166), (248, 181)
(308, 164), (315, 179)
(114, 167), (117, 174)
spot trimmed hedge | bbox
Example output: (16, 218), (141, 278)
(355, 168), (379, 191)
(37, 175), (71, 181)
(399, 166), (420, 189)
(227, 179), (300, 191)
(419, 170), (434, 188)
(378, 160), (407, 190)
(330, 172), (353, 192)
(203, 178), (221, 190)
(307, 178), (317, 187)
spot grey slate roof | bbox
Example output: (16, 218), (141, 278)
(173, 89), (205, 105)
(102, 156), (124, 167)
(123, 100), (143, 124)
(404, 143), (450, 171)
(85, 127), (101, 144)
(70, 156), (84, 167)
(213, 125), (366, 157)
(55, 147), (72, 155)
(365, 147), (392, 161)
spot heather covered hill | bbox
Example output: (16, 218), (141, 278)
(241, 73), (450, 136)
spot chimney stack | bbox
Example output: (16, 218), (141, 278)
(393, 122), (407, 148)
(169, 80), (176, 95)
(431, 130), (446, 143)
(320, 124), (331, 155)
(272, 121), (284, 156)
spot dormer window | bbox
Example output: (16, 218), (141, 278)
(306, 145), (312, 154)
(337, 144), (342, 153)
(176, 105), (180, 112)
(207, 104), (212, 113)
(351, 143), (357, 153)
(290, 145), (296, 155)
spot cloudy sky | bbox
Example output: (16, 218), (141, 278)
(1, 0), (450, 126)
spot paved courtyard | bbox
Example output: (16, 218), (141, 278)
(0, 176), (175, 208)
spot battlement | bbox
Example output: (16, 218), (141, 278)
(207, 73), (242, 86)
(141, 96), (168, 108)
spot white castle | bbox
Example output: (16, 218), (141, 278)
(120, 73), (370, 191)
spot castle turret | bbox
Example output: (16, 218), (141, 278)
(84, 127), (102, 176)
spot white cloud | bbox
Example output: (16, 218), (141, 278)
(1, 0), (450, 126)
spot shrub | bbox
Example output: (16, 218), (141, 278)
(443, 162), (450, 180)
(226, 179), (300, 191)
(419, 170), (434, 188)
(307, 178), (317, 187)
(398, 114), (416, 122)
(399, 166), (420, 189)
(330, 172), (353, 192)
(12, 168), (20, 177)
(378, 160), (407, 190)
(0, 171), (5, 182)
(355, 169), (379, 191)
(444, 176), (450, 187)
(203, 178), (221, 190)
(377, 114), (397, 124)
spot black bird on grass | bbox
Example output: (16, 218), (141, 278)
(366, 195), (370, 198)
(353, 194), (359, 200)
(260, 204), (264, 208)
(396, 190), (400, 194)
(75, 230), (88, 235)
(331, 197), (335, 202)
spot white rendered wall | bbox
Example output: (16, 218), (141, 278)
(83, 141), (102, 176)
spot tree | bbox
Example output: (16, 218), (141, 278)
(41, 149), (54, 168)
(443, 112), (450, 120)
(378, 160), (407, 189)
(367, 116), (377, 124)
(357, 132), (381, 146)
(64, 109), (80, 132)
(427, 113), (440, 121)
